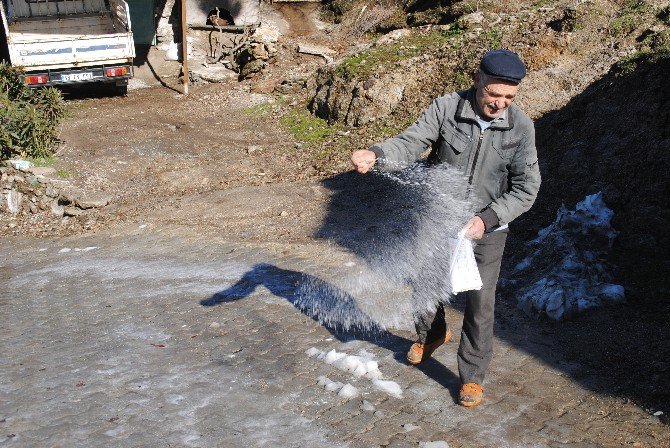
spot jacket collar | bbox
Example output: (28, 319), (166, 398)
(456, 87), (514, 131)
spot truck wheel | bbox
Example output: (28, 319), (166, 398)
(115, 85), (128, 96)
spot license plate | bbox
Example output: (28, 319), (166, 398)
(61, 72), (94, 82)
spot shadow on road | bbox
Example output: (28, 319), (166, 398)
(201, 262), (462, 402)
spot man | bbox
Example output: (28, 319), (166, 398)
(351, 49), (541, 407)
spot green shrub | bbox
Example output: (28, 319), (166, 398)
(0, 62), (66, 160)
(280, 109), (335, 145)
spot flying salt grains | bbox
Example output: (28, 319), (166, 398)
(372, 379), (403, 398)
(295, 162), (474, 333)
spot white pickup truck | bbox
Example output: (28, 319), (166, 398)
(1, 0), (135, 94)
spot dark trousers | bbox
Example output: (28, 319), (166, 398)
(413, 230), (507, 385)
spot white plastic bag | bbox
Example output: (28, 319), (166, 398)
(449, 230), (483, 294)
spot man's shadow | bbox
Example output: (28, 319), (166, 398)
(201, 260), (461, 402)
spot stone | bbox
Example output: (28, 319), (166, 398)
(297, 44), (335, 63)
(5, 189), (22, 214)
(50, 202), (64, 216)
(250, 43), (269, 61)
(253, 26), (280, 44)
(240, 59), (266, 79)
(458, 11), (485, 29)
(63, 206), (85, 217)
(59, 187), (81, 205)
(376, 28), (412, 45)
(8, 159), (34, 172)
(30, 167), (57, 177)
(76, 192), (112, 209)
(46, 184), (58, 198)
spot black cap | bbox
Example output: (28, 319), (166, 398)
(479, 49), (526, 84)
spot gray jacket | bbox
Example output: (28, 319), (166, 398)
(370, 88), (541, 230)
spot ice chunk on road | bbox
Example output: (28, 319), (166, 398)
(365, 369), (383, 380)
(306, 347), (322, 357)
(361, 400), (376, 412)
(338, 384), (359, 399)
(324, 349), (347, 364)
(372, 379), (403, 398)
(419, 442), (449, 448)
(325, 381), (344, 392)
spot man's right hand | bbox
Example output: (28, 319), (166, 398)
(351, 149), (377, 174)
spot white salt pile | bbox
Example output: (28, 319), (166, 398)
(307, 347), (402, 398)
(308, 348), (383, 379)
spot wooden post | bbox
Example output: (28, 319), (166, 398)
(181, 0), (189, 94)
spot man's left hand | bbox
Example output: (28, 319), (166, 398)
(464, 216), (485, 239)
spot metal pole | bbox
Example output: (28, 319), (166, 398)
(181, 0), (189, 94)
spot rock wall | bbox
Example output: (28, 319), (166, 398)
(310, 55), (430, 127)
(0, 161), (111, 220)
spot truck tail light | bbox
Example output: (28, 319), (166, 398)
(25, 75), (48, 85)
(105, 66), (128, 77)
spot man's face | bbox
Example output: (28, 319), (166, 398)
(474, 72), (520, 120)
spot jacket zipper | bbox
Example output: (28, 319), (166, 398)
(468, 132), (485, 185)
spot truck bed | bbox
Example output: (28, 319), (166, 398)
(9, 14), (121, 42)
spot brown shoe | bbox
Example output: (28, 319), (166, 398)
(406, 328), (452, 365)
(459, 382), (483, 407)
